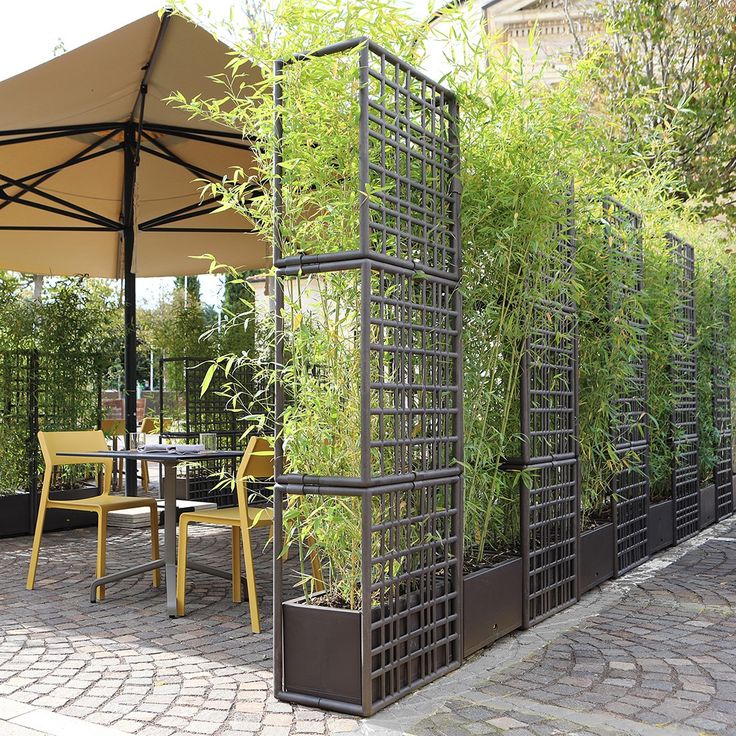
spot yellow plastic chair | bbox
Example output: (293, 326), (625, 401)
(139, 416), (172, 491)
(176, 436), (324, 633)
(27, 430), (161, 601)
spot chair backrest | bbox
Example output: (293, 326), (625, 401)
(140, 416), (172, 434)
(235, 437), (274, 511)
(100, 418), (126, 436)
(38, 430), (113, 497)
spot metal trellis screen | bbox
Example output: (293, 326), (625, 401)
(273, 39), (462, 717)
(513, 186), (579, 628)
(667, 234), (699, 542)
(604, 197), (650, 576)
(159, 357), (264, 506)
(0, 350), (103, 537)
(711, 268), (733, 520)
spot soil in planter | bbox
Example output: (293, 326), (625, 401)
(580, 513), (612, 533)
(463, 543), (520, 575)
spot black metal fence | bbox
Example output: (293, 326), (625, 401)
(604, 197), (650, 576)
(0, 350), (103, 537)
(273, 39), (462, 716)
(158, 356), (262, 506)
(711, 268), (733, 520)
(511, 187), (579, 628)
(668, 234), (700, 542)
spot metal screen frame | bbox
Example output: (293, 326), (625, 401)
(272, 38), (463, 717)
(510, 185), (579, 628)
(603, 196), (650, 577)
(711, 267), (733, 520)
(667, 233), (700, 542)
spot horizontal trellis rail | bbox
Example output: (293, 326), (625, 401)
(273, 38), (463, 717)
(603, 196), (650, 577)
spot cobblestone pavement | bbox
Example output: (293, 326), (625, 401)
(3, 514), (736, 735)
(0, 521), (358, 736)
(367, 515), (736, 736)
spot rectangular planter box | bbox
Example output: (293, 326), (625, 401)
(463, 557), (522, 658)
(699, 484), (716, 530)
(647, 499), (674, 555)
(0, 486), (98, 538)
(282, 598), (362, 708)
(579, 522), (614, 595)
(282, 589), (454, 713)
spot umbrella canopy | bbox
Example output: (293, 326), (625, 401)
(0, 11), (270, 277)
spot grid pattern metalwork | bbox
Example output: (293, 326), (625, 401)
(612, 447), (649, 573)
(368, 477), (460, 706)
(159, 357), (241, 507)
(273, 38), (462, 717)
(369, 267), (460, 479)
(0, 350), (102, 535)
(711, 268), (733, 520)
(603, 197), (649, 576)
(514, 188), (579, 628)
(522, 459), (577, 626)
(667, 234), (699, 542)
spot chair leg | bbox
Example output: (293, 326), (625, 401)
(142, 461), (150, 492)
(241, 530), (261, 634)
(26, 499), (49, 590)
(149, 504), (161, 588)
(96, 510), (107, 602)
(231, 526), (243, 604)
(176, 518), (190, 616)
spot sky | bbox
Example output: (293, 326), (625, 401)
(0, 0), (435, 307)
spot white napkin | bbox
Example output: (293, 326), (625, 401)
(139, 443), (171, 453)
(174, 444), (205, 454)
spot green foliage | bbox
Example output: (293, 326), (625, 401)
(170, 0), (736, 606)
(0, 275), (122, 495)
(138, 277), (218, 393)
(592, 0), (736, 223)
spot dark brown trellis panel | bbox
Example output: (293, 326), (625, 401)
(511, 186), (579, 628)
(604, 196), (650, 577)
(667, 234), (700, 542)
(273, 39), (462, 717)
(711, 267), (733, 520)
(0, 350), (103, 537)
(159, 357), (243, 506)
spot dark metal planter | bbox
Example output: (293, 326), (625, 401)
(463, 557), (522, 658)
(282, 599), (363, 709)
(282, 585), (454, 713)
(0, 494), (33, 537)
(647, 499), (674, 555)
(699, 484), (717, 530)
(579, 523), (614, 595)
(0, 486), (97, 537)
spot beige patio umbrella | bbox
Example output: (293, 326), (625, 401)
(0, 10), (269, 492)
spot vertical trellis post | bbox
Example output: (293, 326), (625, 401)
(604, 196), (650, 577)
(711, 266), (733, 520)
(512, 184), (579, 628)
(272, 39), (463, 716)
(667, 234), (700, 542)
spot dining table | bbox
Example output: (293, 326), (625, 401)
(59, 448), (244, 617)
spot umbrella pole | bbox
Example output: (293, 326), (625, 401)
(123, 123), (138, 496)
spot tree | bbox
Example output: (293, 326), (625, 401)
(590, 0), (736, 221)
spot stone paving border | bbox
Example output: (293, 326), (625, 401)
(362, 516), (736, 736)
(0, 695), (129, 735)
